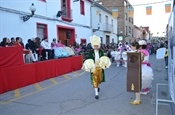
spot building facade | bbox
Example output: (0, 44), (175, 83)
(95, 0), (134, 43)
(91, 2), (118, 44)
(0, 0), (93, 46)
(133, 25), (142, 39)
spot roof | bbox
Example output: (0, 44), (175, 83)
(88, 0), (112, 14)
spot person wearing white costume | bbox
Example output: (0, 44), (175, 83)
(139, 40), (154, 94)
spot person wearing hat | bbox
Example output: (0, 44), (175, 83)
(130, 39), (154, 105)
(87, 35), (105, 100)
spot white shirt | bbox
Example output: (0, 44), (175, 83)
(41, 40), (51, 49)
(94, 50), (100, 62)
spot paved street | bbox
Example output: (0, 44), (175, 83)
(0, 54), (172, 115)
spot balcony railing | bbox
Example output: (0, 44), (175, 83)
(101, 23), (113, 32)
(61, 7), (72, 21)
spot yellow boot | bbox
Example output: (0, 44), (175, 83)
(130, 100), (141, 105)
(130, 93), (141, 105)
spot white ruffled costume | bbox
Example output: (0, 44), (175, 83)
(141, 51), (154, 89)
(82, 55), (111, 72)
(138, 40), (154, 91)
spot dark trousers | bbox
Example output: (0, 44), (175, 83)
(42, 49), (54, 60)
(164, 56), (168, 66)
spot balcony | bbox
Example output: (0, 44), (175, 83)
(61, 7), (73, 22)
(101, 23), (113, 33)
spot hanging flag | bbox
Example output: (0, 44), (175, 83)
(112, 8), (118, 18)
(165, 4), (171, 13)
(146, 6), (152, 15)
(128, 7), (134, 17)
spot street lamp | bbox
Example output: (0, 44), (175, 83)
(92, 23), (100, 32)
(22, 3), (36, 22)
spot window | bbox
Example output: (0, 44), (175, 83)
(62, 0), (66, 7)
(61, 0), (72, 22)
(165, 4), (171, 13)
(132, 29), (134, 37)
(126, 26), (128, 35)
(129, 27), (131, 34)
(105, 15), (108, 23)
(111, 19), (113, 26)
(129, 17), (130, 23)
(80, 38), (86, 44)
(125, 13), (128, 20)
(36, 23), (48, 39)
(146, 6), (152, 15)
(99, 14), (101, 23)
(80, 0), (85, 15)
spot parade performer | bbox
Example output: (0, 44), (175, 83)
(130, 40), (154, 105)
(139, 40), (154, 94)
(82, 35), (111, 99)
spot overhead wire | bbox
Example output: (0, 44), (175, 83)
(97, 0), (173, 7)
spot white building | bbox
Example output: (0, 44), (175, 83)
(0, 0), (93, 46)
(129, 0), (173, 37)
(91, 2), (118, 44)
(0, 0), (118, 46)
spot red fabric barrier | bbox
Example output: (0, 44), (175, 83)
(0, 68), (5, 94)
(71, 55), (83, 71)
(0, 64), (36, 93)
(55, 57), (72, 76)
(0, 46), (24, 67)
(35, 60), (56, 82)
(0, 56), (82, 94)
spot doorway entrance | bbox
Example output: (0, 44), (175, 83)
(106, 35), (110, 44)
(57, 25), (75, 46)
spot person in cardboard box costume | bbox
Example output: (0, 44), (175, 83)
(82, 35), (111, 100)
(130, 39), (154, 105)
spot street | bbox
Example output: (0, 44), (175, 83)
(0, 54), (172, 115)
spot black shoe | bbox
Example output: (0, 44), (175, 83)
(98, 88), (100, 92)
(95, 95), (99, 99)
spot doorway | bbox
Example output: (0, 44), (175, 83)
(57, 25), (75, 46)
(106, 35), (110, 44)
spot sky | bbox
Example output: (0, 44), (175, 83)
(128, 0), (173, 37)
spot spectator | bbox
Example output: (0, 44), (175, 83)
(0, 37), (9, 47)
(75, 45), (81, 55)
(35, 37), (41, 49)
(25, 39), (38, 62)
(164, 41), (168, 69)
(57, 40), (65, 47)
(14, 37), (24, 48)
(26, 39), (37, 51)
(10, 37), (15, 45)
(40, 37), (54, 60)
(51, 38), (57, 48)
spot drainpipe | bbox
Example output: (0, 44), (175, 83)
(90, 0), (96, 35)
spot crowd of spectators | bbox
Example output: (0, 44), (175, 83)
(0, 37), (168, 63)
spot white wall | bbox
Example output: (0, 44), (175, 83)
(91, 6), (117, 33)
(71, 0), (91, 27)
(91, 4), (118, 43)
(0, 0), (92, 45)
(129, 0), (173, 37)
(74, 26), (92, 44)
(0, 11), (37, 44)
